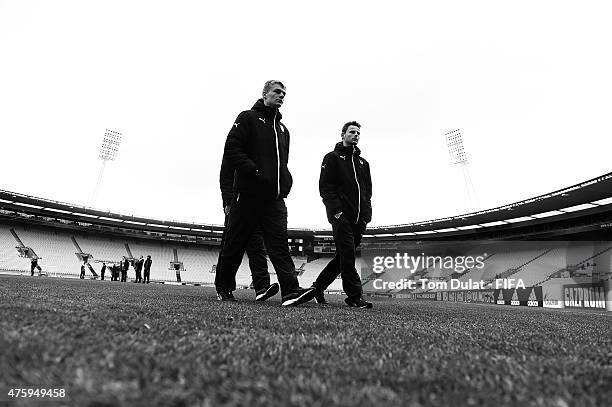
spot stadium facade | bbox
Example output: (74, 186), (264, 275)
(1, 171), (611, 311)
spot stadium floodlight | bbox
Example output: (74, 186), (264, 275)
(91, 129), (123, 206)
(445, 129), (468, 164)
(99, 129), (122, 161)
(445, 129), (479, 211)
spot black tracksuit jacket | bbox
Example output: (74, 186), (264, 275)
(320, 142), (373, 225)
(222, 99), (293, 201)
(219, 154), (235, 208)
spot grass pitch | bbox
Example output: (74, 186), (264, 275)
(1, 275), (611, 407)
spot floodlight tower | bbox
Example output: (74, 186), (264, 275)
(445, 129), (479, 211)
(91, 129), (122, 206)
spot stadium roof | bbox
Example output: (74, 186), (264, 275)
(1, 171), (612, 239)
(358, 171), (612, 237)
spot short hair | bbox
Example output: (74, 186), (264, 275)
(262, 80), (285, 95)
(341, 121), (361, 135)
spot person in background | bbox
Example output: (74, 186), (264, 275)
(112, 263), (120, 281)
(134, 256), (144, 283)
(143, 255), (152, 284)
(121, 256), (129, 282)
(30, 257), (42, 276)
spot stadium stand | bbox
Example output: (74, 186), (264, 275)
(232, 256), (305, 289)
(76, 235), (127, 263)
(123, 241), (176, 282)
(1, 170), (611, 310)
(298, 257), (329, 287)
(0, 227), (29, 272)
(362, 240), (612, 300)
(475, 246), (548, 283)
(13, 226), (79, 277)
(298, 256), (362, 291)
(534, 242), (612, 285)
(178, 246), (217, 284)
(504, 246), (568, 287)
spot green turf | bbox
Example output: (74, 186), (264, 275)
(0, 275), (610, 407)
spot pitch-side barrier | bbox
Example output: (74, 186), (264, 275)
(393, 281), (611, 312)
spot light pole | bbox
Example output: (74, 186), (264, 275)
(445, 129), (479, 211)
(91, 129), (122, 206)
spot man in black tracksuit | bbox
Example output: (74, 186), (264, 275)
(112, 263), (120, 281)
(143, 255), (152, 283)
(214, 80), (315, 306)
(134, 256), (144, 283)
(312, 121), (373, 308)
(220, 151), (278, 301)
(120, 256), (129, 282)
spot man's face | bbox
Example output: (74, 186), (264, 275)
(341, 125), (360, 146)
(262, 84), (286, 108)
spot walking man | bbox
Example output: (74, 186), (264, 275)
(101, 263), (106, 281)
(219, 145), (277, 301)
(214, 80), (315, 306)
(312, 121), (373, 308)
(30, 257), (42, 276)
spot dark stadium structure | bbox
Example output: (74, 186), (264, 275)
(1, 171), (611, 311)
(1, 171), (611, 248)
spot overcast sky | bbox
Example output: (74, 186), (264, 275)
(1, 1), (611, 229)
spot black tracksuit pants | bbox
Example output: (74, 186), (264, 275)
(215, 194), (298, 297)
(246, 228), (270, 293)
(215, 222), (269, 293)
(313, 215), (365, 300)
(143, 269), (150, 283)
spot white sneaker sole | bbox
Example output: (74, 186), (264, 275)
(281, 289), (316, 307)
(255, 283), (279, 301)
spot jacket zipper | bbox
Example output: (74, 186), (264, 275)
(273, 111), (280, 199)
(351, 147), (360, 224)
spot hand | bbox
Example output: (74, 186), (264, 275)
(224, 205), (231, 216)
(334, 212), (343, 219)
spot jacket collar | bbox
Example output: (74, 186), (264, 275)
(252, 98), (282, 120)
(334, 141), (361, 156)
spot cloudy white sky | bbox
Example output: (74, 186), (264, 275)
(1, 1), (611, 229)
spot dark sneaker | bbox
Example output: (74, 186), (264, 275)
(314, 289), (328, 304)
(345, 297), (373, 309)
(216, 290), (237, 302)
(255, 283), (279, 301)
(281, 287), (317, 307)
